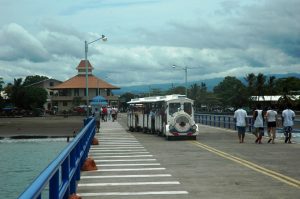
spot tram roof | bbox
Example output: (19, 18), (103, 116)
(128, 94), (192, 104)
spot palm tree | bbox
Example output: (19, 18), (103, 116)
(245, 73), (256, 97)
(189, 83), (200, 101)
(0, 77), (4, 90)
(267, 76), (276, 94)
(256, 73), (266, 101)
(11, 78), (24, 108)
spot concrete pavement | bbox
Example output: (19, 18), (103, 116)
(77, 115), (300, 199)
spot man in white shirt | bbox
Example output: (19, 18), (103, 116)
(282, 105), (296, 143)
(234, 106), (248, 143)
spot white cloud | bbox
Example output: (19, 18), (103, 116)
(0, 0), (299, 87)
(0, 23), (49, 62)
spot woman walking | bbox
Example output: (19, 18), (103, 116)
(253, 104), (264, 144)
(266, 105), (278, 144)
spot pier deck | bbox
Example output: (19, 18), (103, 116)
(77, 116), (300, 199)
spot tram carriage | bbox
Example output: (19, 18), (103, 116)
(127, 94), (199, 140)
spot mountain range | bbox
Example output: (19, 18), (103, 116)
(113, 73), (300, 95)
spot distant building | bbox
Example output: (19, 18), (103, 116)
(250, 95), (300, 102)
(51, 60), (120, 111)
(26, 78), (62, 110)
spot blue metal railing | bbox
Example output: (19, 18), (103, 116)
(194, 113), (300, 133)
(18, 117), (96, 199)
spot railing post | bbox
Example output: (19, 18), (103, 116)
(213, 116), (216, 126)
(248, 117), (252, 132)
(223, 116), (226, 128)
(49, 171), (59, 199)
(218, 116), (221, 127)
(228, 117), (231, 129)
(62, 157), (70, 197)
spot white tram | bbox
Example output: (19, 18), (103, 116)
(127, 94), (199, 140)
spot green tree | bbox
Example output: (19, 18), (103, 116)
(275, 77), (300, 109)
(23, 87), (48, 109)
(213, 76), (247, 108)
(189, 83), (200, 101)
(72, 97), (82, 107)
(150, 88), (163, 96)
(255, 73), (266, 97)
(245, 73), (256, 96)
(23, 75), (49, 86)
(0, 77), (4, 108)
(10, 78), (25, 108)
(0, 77), (4, 90)
(266, 76), (276, 95)
(275, 77), (300, 94)
(119, 92), (135, 110)
(7, 78), (48, 110)
(188, 83), (209, 110)
(166, 86), (185, 95)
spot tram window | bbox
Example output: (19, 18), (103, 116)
(184, 103), (192, 115)
(169, 103), (181, 115)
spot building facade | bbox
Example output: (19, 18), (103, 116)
(51, 60), (119, 112)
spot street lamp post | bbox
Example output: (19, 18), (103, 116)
(85, 34), (107, 117)
(172, 65), (188, 96)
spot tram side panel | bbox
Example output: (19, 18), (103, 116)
(127, 112), (133, 131)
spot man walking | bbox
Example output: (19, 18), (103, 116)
(234, 105), (248, 143)
(93, 108), (100, 132)
(282, 104), (295, 144)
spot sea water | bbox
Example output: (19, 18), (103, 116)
(0, 138), (68, 199)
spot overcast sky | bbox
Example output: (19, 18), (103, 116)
(0, 0), (299, 87)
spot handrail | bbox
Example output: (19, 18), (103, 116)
(18, 117), (96, 199)
(195, 113), (300, 133)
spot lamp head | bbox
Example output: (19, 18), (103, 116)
(101, 35), (108, 42)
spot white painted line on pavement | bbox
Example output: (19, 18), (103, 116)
(80, 174), (171, 179)
(90, 149), (147, 152)
(100, 128), (125, 131)
(92, 168), (166, 171)
(97, 163), (160, 166)
(100, 137), (137, 139)
(99, 141), (139, 144)
(94, 159), (156, 162)
(92, 155), (153, 158)
(78, 191), (188, 196)
(90, 152), (150, 155)
(78, 181), (180, 187)
(92, 144), (143, 147)
(94, 141), (139, 143)
(91, 147), (145, 149)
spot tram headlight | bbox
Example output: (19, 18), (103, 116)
(191, 124), (197, 132)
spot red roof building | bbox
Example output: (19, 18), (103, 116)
(51, 60), (120, 112)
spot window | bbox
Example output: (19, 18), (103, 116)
(63, 101), (68, 106)
(184, 103), (192, 115)
(74, 89), (79, 96)
(169, 103), (181, 115)
(49, 81), (54, 87)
